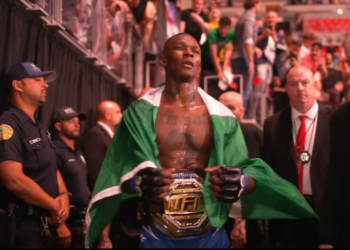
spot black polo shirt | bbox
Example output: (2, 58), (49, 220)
(54, 138), (89, 210)
(0, 105), (59, 208)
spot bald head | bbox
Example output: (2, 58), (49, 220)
(138, 87), (154, 99)
(285, 66), (316, 113)
(97, 101), (123, 131)
(162, 33), (198, 55)
(266, 11), (278, 27)
(219, 91), (245, 124)
(286, 66), (313, 82)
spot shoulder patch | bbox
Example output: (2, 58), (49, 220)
(0, 124), (14, 141)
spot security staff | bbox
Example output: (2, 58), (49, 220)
(51, 107), (89, 249)
(0, 62), (70, 248)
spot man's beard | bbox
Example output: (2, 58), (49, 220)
(62, 130), (79, 140)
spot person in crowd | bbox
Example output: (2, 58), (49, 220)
(301, 42), (328, 77)
(319, 34), (350, 249)
(0, 62), (69, 248)
(322, 53), (344, 105)
(281, 40), (301, 80)
(263, 66), (333, 248)
(86, 33), (318, 250)
(179, 0), (209, 44)
(105, 0), (128, 71)
(208, 4), (221, 30)
(219, 91), (267, 249)
(224, 0), (261, 119)
(207, 17), (235, 82)
(51, 107), (88, 249)
(249, 10), (286, 121)
(300, 32), (317, 60)
(326, 38), (339, 61)
(81, 100), (128, 248)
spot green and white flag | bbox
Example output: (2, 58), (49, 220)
(85, 86), (319, 247)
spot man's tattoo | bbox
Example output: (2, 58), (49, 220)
(165, 129), (200, 150)
(156, 112), (209, 126)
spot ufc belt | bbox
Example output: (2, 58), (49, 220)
(138, 169), (211, 238)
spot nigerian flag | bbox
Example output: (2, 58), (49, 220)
(85, 86), (319, 247)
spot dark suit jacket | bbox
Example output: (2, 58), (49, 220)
(320, 101), (350, 248)
(263, 104), (332, 247)
(81, 124), (112, 191)
(241, 123), (263, 159)
(263, 104), (332, 216)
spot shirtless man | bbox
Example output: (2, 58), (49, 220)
(120, 33), (255, 248)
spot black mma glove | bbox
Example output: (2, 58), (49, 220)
(206, 165), (247, 203)
(129, 167), (174, 203)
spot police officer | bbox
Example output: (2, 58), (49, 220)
(0, 62), (70, 248)
(50, 107), (89, 249)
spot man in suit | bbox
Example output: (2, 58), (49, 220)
(319, 36), (350, 249)
(81, 100), (124, 248)
(81, 101), (122, 191)
(219, 91), (267, 249)
(263, 66), (333, 248)
(249, 11), (286, 121)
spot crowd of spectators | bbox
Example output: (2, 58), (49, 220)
(60, 0), (350, 123)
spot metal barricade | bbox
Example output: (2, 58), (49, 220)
(203, 74), (244, 97)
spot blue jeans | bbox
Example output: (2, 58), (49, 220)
(139, 225), (230, 249)
(231, 58), (253, 119)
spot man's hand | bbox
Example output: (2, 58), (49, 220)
(255, 47), (263, 59)
(262, 28), (273, 39)
(55, 194), (70, 224)
(205, 166), (244, 203)
(98, 236), (113, 249)
(218, 71), (227, 82)
(190, 12), (203, 24)
(56, 223), (72, 249)
(231, 219), (247, 249)
(319, 245), (333, 249)
(134, 168), (175, 202)
(248, 61), (255, 76)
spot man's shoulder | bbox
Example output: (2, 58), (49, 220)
(241, 123), (262, 136)
(332, 102), (350, 122)
(0, 110), (22, 131)
(83, 125), (104, 138)
(198, 88), (234, 118)
(264, 107), (290, 127)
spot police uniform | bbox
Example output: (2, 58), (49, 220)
(0, 62), (58, 248)
(0, 105), (58, 248)
(51, 107), (89, 249)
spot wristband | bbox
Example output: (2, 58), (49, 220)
(59, 192), (72, 198)
(129, 176), (136, 193)
(243, 172), (248, 192)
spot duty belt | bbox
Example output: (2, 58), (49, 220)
(138, 169), (211, 238)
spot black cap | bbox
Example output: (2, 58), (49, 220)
(4, 62), (56, 87)
(52, 107), (87, 123)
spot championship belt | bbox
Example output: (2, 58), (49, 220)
(138, 169), (211, 238)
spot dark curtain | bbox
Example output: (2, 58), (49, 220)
(0, 0), (136, 134)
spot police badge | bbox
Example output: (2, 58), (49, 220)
(298, 151), (311, 164)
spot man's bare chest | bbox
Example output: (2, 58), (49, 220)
(155, 106), (213, 151)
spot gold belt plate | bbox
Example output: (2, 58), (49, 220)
(149, 171), (211, 237)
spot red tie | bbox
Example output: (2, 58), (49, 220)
(295, 115), (306, 193)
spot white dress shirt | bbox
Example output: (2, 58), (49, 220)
(97, 121), (114, 139)
(291, 101), (319, 195)
(264, 36), (277, 64)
